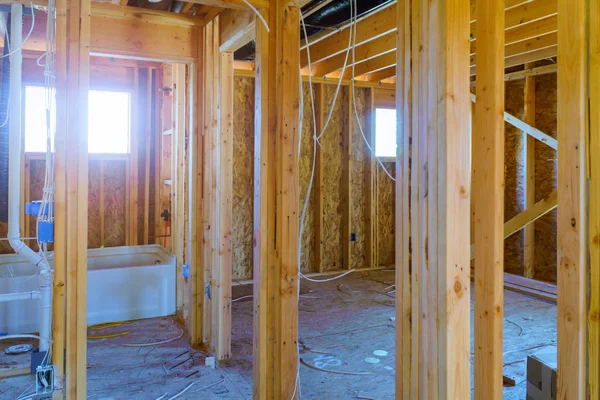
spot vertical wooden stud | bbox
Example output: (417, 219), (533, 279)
(53, 0), (90, 396)
(172, 64), (187, 317)
(396, 0), (412, 397)
(342, 88), (352, 269)
(400, 0), (471, 398)
(143, 71), (152, 245)
(188, 29), (205, 347)
(557, 0), (588, 397)
(364, 88), (376, 269)
(129, 68), (139, 245)
(214, 51), (233, 360)
(253, 4), (301, 399)
(523, 62), (536, 279)
(474, 0), (505, 398)
(589, 0), (600, 396)
(313, 83), (324, 273)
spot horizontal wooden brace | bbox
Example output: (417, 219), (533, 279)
(470, 190), (558, 260)
(470, 93), (557, 149)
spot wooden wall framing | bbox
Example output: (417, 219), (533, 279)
(395, 0), (471, 398)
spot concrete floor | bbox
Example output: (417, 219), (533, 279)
(0, 270), (556, 399)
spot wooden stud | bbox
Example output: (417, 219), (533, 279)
(342, 88), (352, 269)
(172, 64), (187, 316)
(313, 83), (324, 273)
(523, 62), (536, 279)
(213, 51), (233, 360)
(202, 19), (217, 346)
(474, 0), (505, 398)
(219, 9), (255, 53)
(590, 0), (600, 396)
(253, 5), (301, 399)
(557, 0), (588, 397)
(100, 161), (105, 247)
(143, 71), (152, 245)
(52, 0), (90, 395)
(188, 27), (205, 347)
(395, 0), (411, 397)
(129, 68), (139, 245)
(363, 89), (375, 269)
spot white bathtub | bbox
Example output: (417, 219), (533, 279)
(0, 245), (176, 334)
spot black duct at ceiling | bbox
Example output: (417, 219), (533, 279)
(234, 0), (392, 61)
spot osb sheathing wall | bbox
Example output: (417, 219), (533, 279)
(377, 162), (395, 266)
(503, 62), (558, 282)
(232, 77), (396, 279)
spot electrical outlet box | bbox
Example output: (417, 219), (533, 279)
(36, 365), (54, 395)
(351, 232), (356, 242)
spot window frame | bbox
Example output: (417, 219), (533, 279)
(22, 84), (133, 155)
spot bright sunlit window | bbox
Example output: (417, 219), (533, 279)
(24, 87), (131, 154)
(375, 108), (397, 158)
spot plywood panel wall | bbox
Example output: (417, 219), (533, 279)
(230, 78), (395, 279)
(321, 86), (347, 271)
(350, 87), (370, 270)
(377, 162), (395, 266)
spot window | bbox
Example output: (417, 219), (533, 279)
(375, 108), (397, 158)
(24, 87), (131, 154)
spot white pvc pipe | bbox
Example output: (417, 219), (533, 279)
(6, 4), (51, 352)
(0, 290), (41, 302)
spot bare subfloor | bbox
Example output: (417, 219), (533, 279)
(1, 271), (556, 399)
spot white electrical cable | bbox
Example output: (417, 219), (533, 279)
(166, 382), (195, 400)
(350, 0), (396, 182)
(0, 3), (36, 60)
(241, 0), (270, 32)
(299, 269), (355, 283)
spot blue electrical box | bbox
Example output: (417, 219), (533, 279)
(38, 221), (54, 244)
(26, 201), (53, 217)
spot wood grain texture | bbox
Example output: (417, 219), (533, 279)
(589, 0), (600, 396)
(524, 63), (536, 278)
(474, 0), (505, 398)
(557, 0), (587, 398)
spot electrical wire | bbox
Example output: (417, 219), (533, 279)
(0, 2), (36, 60)
(299, 269), (355, 283)
(350, 0), (396, 182)
(241, 0), (270, 32)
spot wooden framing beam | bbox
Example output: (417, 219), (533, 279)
(313, 83), (324, 273)
(470, 15), (556, 55)
(523, 62), (536, 279)
(219, 9), (255, 52)
(172, 64), (187, 316)
(307, 32), (395, 78)
(187, 27), (205, 346)
(342, 88), (351, 269)
(398, 0), (471, 397)
(474, 0), (505, 398)
(337, 51), (395, 80)
(470, 31), (556, 67)
(470, 191), (558, 260)
(470, 93), (557, 150)
(395, 0), (410, 396)
(504, 63), (556, 82)
(363, 89), (375, 269)
(253, 4), (301, 398)
(557, 0), (588, 397)
(355, 66), (396, 83)
(52, 0), (90, 396)
(213, 50), (233, 360)
(300, 3), (396, 67)
(176, 0), (267, 10)
(589, 0), (600, 396)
